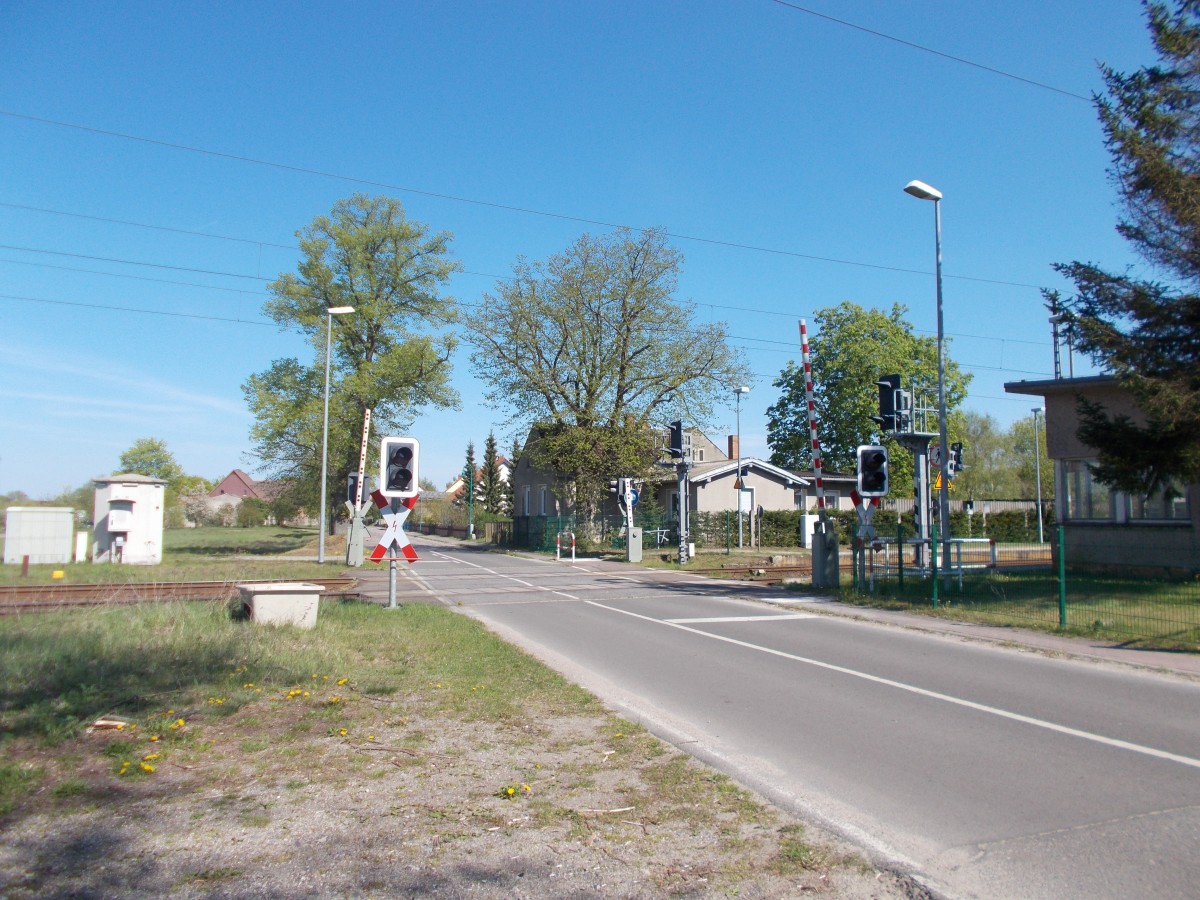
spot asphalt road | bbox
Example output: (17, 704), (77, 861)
(376, 535), (1200, 899)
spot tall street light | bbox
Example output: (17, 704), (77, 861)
(734, 385), (750, 548)
(904, 179), (951, 585)
(1032, 407), (1045, 544)
(318, 305), (355, 564)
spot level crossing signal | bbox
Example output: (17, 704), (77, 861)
(856, 445), (889, 497)
(379, 437), (420, 499)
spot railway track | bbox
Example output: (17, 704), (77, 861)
(0, 577), (360, 614)
(689, 565), (814, 584)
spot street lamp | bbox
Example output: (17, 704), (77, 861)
(1032, 407), (1045, 544)
(904, 179), (951, 586)
(318, 305), (355, 564)
(734, 385), (750, 548)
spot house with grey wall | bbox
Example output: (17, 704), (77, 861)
(1005, 374), (1198, 573)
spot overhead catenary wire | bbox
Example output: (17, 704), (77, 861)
(0, 112), (1054, 293)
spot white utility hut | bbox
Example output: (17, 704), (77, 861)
(93, 473), (167, 565)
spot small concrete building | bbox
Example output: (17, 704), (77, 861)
(1005, 374), (1198, 573)
(4, 507), (75, 565)
(93, 473), (167, 564)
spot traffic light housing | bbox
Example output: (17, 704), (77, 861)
(856, 445), (889, 497)
(380, 437), (420, 499)
(668, 421), (684, 458)
(872, 375), (901, 432)
(948, 441), (964, 476)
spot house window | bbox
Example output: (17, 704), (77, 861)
(823, 491), (840, 510)
(1065, 460), (1113, 520)
(695, 448), (705, 462)
(795, 490), (806, 510)
(539, 486), (549, 516)
(1128, 481), (1190, 522)
(522, 486), (530, 517)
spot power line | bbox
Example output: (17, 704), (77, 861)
(0, 111), (1051, 292)
(767, 0), (1093, 102)
(0, 291), (1053, 380)
(0, 246), (1051, 349)
(0, 202), (295, 250)
(0, 244), (266, 281)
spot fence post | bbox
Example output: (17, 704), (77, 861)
(931, 520), (939, 609)
(897, 524), (904, 592)
(1057, 525), (1067, 627)
(726, 511), (731, 555)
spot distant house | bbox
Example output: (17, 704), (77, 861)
(509, 426), (850, 521)
(446, 456), (513, 506)
(1005, 374), (1198, 573)
(210, 469), (278, 502)
(196, 469), (304, 526)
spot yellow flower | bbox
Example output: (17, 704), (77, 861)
(243, 683), (254, 689)
(140, 763), (155, 773)
(150, 735), (160, 742)
(522, 784), (532, 793)
(142, 752), (160, 762)
(336, 678), (348, 686)
(338, 728), (348, 737)
(367, 735), (375, 741)
(505, 786), (516, 797)
(302, 691), (310, 698)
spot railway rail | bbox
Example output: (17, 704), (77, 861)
(0, 577), (360, 614)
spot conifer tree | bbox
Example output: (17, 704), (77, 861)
(1055, 2), (1200, 493)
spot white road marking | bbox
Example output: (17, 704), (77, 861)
(666, 614), (817, 624)
(584, 599), (1200, 771)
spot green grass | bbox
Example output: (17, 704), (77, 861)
(835, 568), (1200, 650)
(0, 599), (600, 748)
(163, 526), (318, 556)
(0, 526), (339, 584)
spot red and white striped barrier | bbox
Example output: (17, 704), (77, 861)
(556, 531), (576, 561)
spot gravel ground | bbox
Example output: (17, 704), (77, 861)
(1, 690), (923, 899)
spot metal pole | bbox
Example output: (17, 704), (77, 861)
(734, 386), (748, 548)
(1032, 408), (1045, 543)
(388, 557), (398, 610)
(932, 197), (952, 592)
(318, 311), (333, 565)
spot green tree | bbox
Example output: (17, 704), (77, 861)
(459, 441), (477, 507)
(1010, 415), (1055, 501)
(243, 194), (460, 528)
(1054, 2), (1200, 494)
(117, 437), (184, 486)
(465, 227), (749, 513)
(479, 431), (505, 515)
(951, 412), (1021, 500)
(767, 302), (971, 497)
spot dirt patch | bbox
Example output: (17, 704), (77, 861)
(0, 689), (917, 898)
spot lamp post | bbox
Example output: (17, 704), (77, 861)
(734, 385), (749, 548)
(318, 305), (355, 564)
(1032, 407), (1045, 543)
(904, 179), (951, 587)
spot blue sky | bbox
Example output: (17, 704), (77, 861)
(1, 1), (1153, 498)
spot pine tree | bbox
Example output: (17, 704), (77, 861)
(1055, 2), (1200, 494)
(480, 432), (504, 514)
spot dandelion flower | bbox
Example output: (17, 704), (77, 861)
(140, 763), (155, 773)
(522, 784), (532, 793)
(336, 678), (348, 686)
(338, 728), (348, 737)
(142, 753), (160, 762)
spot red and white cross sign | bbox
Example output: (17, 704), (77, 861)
(369, 490), (420, 564)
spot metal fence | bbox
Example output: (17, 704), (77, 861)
(848, 527), (1200, 646)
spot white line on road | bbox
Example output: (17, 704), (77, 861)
(666, 614), (818, 624)
(425, 551), (581, 601)
(585, 599), (1200, 771)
